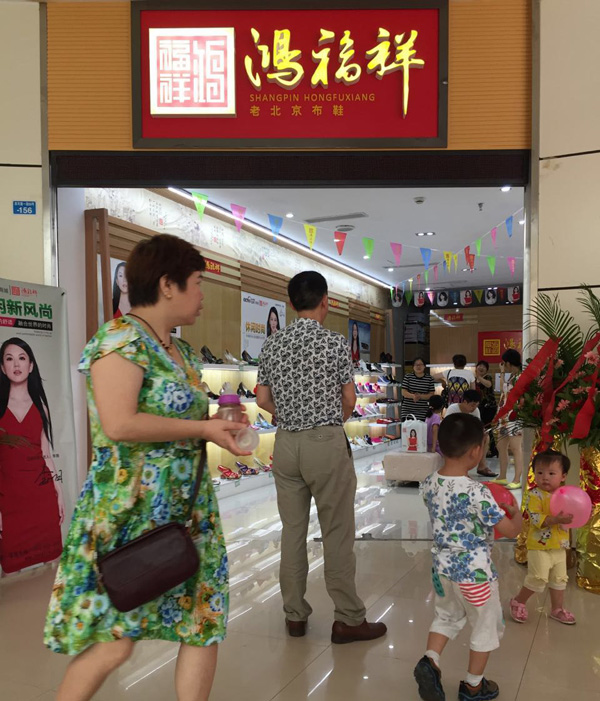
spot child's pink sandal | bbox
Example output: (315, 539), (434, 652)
(550, 608), (576, 625)
(509, 598), (528, 623)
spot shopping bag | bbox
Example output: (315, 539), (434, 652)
(401, 415), (427, 453)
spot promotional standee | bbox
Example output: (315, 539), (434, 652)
(241, 293), (286, 359)
(348, 319), (371, 364)
(0, 279), (77, 575)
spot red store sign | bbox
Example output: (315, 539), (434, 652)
(132, 2), (448, 149)
(478, 331), (523, 364)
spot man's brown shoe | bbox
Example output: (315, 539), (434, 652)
(331, 619), (387, 644)
(286, 619), (307, 637)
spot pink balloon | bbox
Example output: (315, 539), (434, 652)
(549, 486), (592, 529)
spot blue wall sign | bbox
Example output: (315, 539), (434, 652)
(13, 201), (37, 215)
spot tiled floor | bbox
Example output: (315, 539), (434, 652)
(2, 453), (599, 700)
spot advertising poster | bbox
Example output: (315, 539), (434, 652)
(396, 285), (522, 310)
(241, 292), (286, 359)
(478, 330), (523, 364)
(111, 257), (130, 318)
(0, 279), (77, 575)
(349, 320), (371, 363)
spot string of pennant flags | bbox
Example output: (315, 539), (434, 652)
(190, 191), (523, 290)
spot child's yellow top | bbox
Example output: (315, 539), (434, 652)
(526, 487), (570, 551)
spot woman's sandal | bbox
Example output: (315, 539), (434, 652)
(477, 467), (498, 477)
(217, 465), (241, 480)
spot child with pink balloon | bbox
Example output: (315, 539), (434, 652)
(510, 450), (589, 625)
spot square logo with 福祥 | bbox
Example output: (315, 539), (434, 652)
(149, 27), (236, 115)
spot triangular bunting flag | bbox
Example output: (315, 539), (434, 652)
(334, 231), (347, 256)
(231, 204), (246, 232)
(405, 290), (414, 306)
(390, 242), (403, 266)
(487, 256), (496, 276)
(420, 247), (432, 269)
(443, 261), (447, 273)
(443, 251), (453, 269)
(425, 270), (429, 285)
(433, 264), (439, 282)
(507, 257), (516, 276)
(191, 192), (208, 220)
(453, 254), (459, 272)
(491, 227), (498, 247)
(474, 289), (484, 303)
(427, 291), (435, 305)
(475, 239), (482, 257)
(304, 224), (317, 250)
(468, 253), (476, 271)
(268, 214), (283, 242)
(409, 278), (413, 293)
(417, 274), (421, 289)
(506, 216), (514, 238)
(464, 246), (471, 266)
(362, 237), (374, 259)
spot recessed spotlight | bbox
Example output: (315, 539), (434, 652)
(363, 676), (369, 680)
(500, 185), (512, 192)
(519, 219), (526, 225)
(363, 255), (370, 260)
(285, 212), (294, 218)
(387, 267), (394, 272)
(415, 232), (426, 237)
(453, 302), (458, 305)
(426, 231), (436, 236)
(409, 619), (414, 623)
(462, 267), (477, 273)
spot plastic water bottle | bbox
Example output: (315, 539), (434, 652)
(215, 395), (260, 452)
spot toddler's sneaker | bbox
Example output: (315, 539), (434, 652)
(458, 678), (499, 700)
(509, 597), (528, 623)
(413, 655), (445, 701)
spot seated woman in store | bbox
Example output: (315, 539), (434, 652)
(44, 234), (250, 701)
(401, 357), (436, 422)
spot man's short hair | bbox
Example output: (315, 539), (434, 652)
(438, 413), (484, 458)
(288, 271), (328, 312)
(452, 354), (467, 368)
(463, 389), (482, 404)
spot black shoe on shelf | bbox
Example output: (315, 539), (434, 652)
(242, 350), (259, 366)
(201, 345), (223, 364)
(238, 382), (256, 398)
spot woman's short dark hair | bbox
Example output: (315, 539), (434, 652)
(288, 271), (328, 311)
(126, 235), (206, 308)
(413, 357), (426, 366)
(439, 414), (484, 458)
(476, 360), (490, 371)
(452, 354), (467, 368)
(463, 389), (482, 403)
(502, 348), (522, 369)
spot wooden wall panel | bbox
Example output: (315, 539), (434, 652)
(47, 1), (531, 151)
(430, 305), (523, 367)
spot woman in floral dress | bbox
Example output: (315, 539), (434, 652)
(495, 349), (524, 490)
(44, 235), (249, 701)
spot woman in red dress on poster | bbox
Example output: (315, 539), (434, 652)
(350, 321), (361, 366)
(0, 338), (64, 574)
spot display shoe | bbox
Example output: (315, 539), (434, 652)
(200, 381), (219, 400)
(364, 435), (373, 445)
(220, 382), (234, 395)
(331, 619), (387, 644)
(377, 375), (390, 385)
(237, 463), (259, 476)
(238, 382), (256, 398)
(224, 349), (240, 364)
(217, 465), (241, 480)
(201, 345), (223, 364)
(359, 359), (369, 372)
(211, 478), (221, 487)
(256, 412), (273, 428)
(254, 457), (272, 472)
(241, 350), (259, 366)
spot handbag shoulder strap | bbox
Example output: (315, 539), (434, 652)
(185, 441), (207, 526)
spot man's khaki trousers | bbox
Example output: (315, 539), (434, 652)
(272, 425), (366, 626)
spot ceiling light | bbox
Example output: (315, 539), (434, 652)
(500, 185), (512, 192)
(363, 255), (370, 260)
(415, 232), (426, 237)
(453, 302), (458, 305)
(519, 219), (525, 225)
(462, 267), (477, 273)
(168, 187), (390, 289)
(388, 267), (394, 272)
(425, 287), (431, 291)
(426, 231), (436, 236)
(285, 212), (294, 218)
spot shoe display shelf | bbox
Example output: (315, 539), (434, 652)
(202, 362), (276, 493)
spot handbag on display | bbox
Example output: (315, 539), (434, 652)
(401, 415), (428, 453)
(97, 444), (206, 612)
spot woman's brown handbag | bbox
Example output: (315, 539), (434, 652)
(97, 445), (206, 612)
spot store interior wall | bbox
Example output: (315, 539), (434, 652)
(0, 2), (45, 284)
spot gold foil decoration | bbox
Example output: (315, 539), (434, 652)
(576, 446), (600, 593)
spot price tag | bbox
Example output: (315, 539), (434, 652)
(234, 480), (241, 488)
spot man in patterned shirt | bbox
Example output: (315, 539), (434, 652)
(256, 271), (387, 644)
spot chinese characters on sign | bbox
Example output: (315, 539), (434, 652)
(204, 258), (222, 275)
(244, 26), (424, 117)
(149, 27), (236, 115)
(478, 331), (523, 364)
